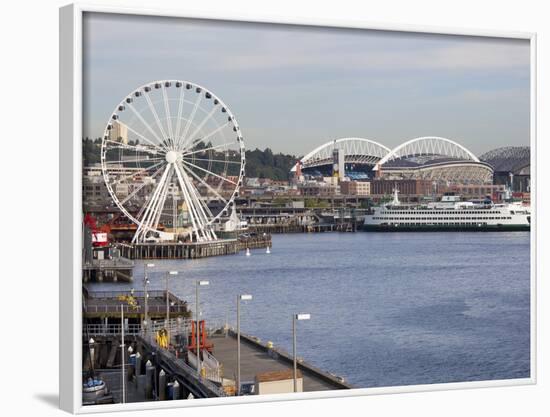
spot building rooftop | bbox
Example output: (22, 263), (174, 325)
(480, 146), (530, 173)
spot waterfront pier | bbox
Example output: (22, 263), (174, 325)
(83, 335), (226, 404)
(83, 289), (189, 325)
(115, 235), (271, 260)
(212, 329), (352, 392)
(83, 257), (134, 283)
(83, 322), (351, 404)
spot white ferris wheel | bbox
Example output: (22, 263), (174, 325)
(100, 80), (245, 243)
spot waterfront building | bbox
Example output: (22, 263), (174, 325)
(108, 120), (128, 144)
(83, 163), (157, 208)
(83, 165), (112, 205)
(332, 146), (346, 180)
(371, 179), (432, 196)
(442, 183), (507, 201)
(340, 181), (371, 196)
(298, 180), (340, 197)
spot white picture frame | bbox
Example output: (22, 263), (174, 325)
(60, 2), (537, 413)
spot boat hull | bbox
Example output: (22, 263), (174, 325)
(361, 224), (530, 232)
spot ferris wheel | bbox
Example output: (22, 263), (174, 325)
(100, 80), (245, 243)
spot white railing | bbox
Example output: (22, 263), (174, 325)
(145, 337), (227, 397)
(84, 303), (188, 315)
(84, 317), (227, 337)
(86, 290), (167, 299)
(85, 323), (143, 336)
(187, 350), (223, 384)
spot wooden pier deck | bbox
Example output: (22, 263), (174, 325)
(115, 235), (271, 260)
(211, 330), (352, 392)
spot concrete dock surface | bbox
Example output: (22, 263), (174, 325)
(211, 332), (349, 392)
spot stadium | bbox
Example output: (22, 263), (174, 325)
(292, 136), (495, 185)
(480, 146), (530, 192)
(291, 137), (391, 181)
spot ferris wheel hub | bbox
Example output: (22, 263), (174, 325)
(165, 150), (179, 164)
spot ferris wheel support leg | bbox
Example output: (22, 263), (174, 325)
(150, 168), (173, 235)
(180, 167), (217, 241)
(133, 165), (171, 243)
(174, 163), (206, 242)
(135, 170), (169, 241)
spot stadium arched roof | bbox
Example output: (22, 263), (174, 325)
(373, 136), (492, 183)
(375, 136), (480, 169)
(480, 146), (530, 173)
(293, 135), (496, 184)
(291, 137), (390, 172)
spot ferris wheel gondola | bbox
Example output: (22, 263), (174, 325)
(100, 80), (245, 243)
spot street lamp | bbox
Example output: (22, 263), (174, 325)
(237, 294), (253, 396)
(143, 263), (155, 338)
(120, 303), (126, 403)
(142, 317), (148, 339)
(195, 280), (209, 376)
(166, 271), (178, 329)
(89, 337), (95, 373)
(292, 313), (311, 393)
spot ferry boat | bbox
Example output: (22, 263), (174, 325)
(363, 189), (530, 232)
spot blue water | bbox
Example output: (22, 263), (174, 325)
(89, 232), (531, 388)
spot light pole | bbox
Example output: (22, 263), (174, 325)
(166, 271), (178, 330)
(143, 263), (155, 338)
(292, 313), (311, 393)
(89, 337), (95, 374)
(120, 303), (126, 403)
(237, 294), (252, 396)
(195, 280), (209, 377)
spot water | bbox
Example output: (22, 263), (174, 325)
(89, 232), (531, 388)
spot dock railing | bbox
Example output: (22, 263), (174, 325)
(137, 336), (227, 398)
(86, 290), (169, 299)
(82, 257), (134, 269)
(84, 317), (227, 338)
(84, 290), (188, 315)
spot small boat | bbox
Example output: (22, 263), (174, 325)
(246, 248), (251, 256)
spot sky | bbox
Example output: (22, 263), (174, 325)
(83, 12), (531, 157)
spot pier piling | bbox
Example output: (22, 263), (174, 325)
(158, 370), (166, 401)
(135, 352), (142, 377)
(145, 360), (154, 399)
(128, 354), (135, 381)
(172, 380), (181, 400)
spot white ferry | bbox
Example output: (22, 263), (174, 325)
(363, 189), (530, 232)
